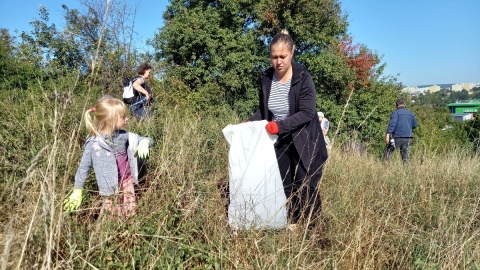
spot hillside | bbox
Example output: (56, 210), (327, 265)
(0, 89), (479, 269)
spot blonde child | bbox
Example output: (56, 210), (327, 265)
(64, 96), (153, 218)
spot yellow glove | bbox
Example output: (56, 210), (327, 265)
(63, 188), (83, 212)
(136, 139), (150, 159)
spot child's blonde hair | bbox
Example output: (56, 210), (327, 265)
(85, 95), (127, 136)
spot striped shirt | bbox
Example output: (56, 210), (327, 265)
(268, 76), (291, 121)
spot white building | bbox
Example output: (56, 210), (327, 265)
(452, 113), (474, 121)
(452, 83), (477, 91)
(402, 86), (430, 95)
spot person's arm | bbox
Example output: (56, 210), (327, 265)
(412, 113), (418, 129)
(385, 111), (398, 144)
(385, 133), (390, 145)
(74, 141), (93, 189)
(65, 140), (94, 212)
(133, 78), (151, 100)
(276, 72), (317, 134)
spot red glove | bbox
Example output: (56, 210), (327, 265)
(265, 121), (279, 135)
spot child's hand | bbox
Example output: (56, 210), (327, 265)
(63, 188), (83, 212)
(136, 139), (150, 159)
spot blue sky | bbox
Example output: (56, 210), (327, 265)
(342, 0), (480, 86)
(0, 0), (169, 53)
(1, 0), (479, 87)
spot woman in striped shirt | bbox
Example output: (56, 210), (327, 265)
(249, 30), (328, 230)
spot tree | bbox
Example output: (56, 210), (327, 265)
(151, 0), (267, 114)
(0, 29), (40, 90)
(18, 1), (144, 92)
(0, 29), (18, 87)
(62, 0), (141, 78)
(152, 0), (403, 145)
(152, 0), (350, 115)
(337, 36), (381, 89)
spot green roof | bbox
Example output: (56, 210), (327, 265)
(447, 102), (480, 107)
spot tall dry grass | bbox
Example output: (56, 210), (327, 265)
(0, 86), (479, 269)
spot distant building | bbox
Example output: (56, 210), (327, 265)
(429, 85), (440, 93)
(410, 89), (425, 95)
(417, 86), (430, 93)
(447, 102), (480, 113)
(452, 113), (474, 121)
(451, 84), (462, 91)
(451, 83), (476, 91)
(402, 86), (417, 93)
(402, 86), (427, 95)
(447, 101), (480, 121)
(404, 82), (480, 95)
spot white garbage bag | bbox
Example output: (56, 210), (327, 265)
(222, 120), (287, 230)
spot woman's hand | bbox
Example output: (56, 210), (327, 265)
(265, 121), (279, 135)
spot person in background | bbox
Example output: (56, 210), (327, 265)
(130, 63), (154, 120)
(63, 96), (154, 219)
(249, 30), (328, 230)
(317, 111), (331, 153)
(384, 99), (418, 163)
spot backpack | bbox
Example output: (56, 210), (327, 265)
(122, 76), (142, 104)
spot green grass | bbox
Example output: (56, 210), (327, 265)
(0, 83), (479, 269)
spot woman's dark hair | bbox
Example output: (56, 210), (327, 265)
(270, 29), (295, 52)
(137, 63), (152, 75)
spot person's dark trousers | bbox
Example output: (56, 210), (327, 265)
(129, 96), (152, 120)
(275, 135), (322, 225)
(130, 104), (151, 120)
(383, 137), (412, 163)
(397, 138), (412, 163)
